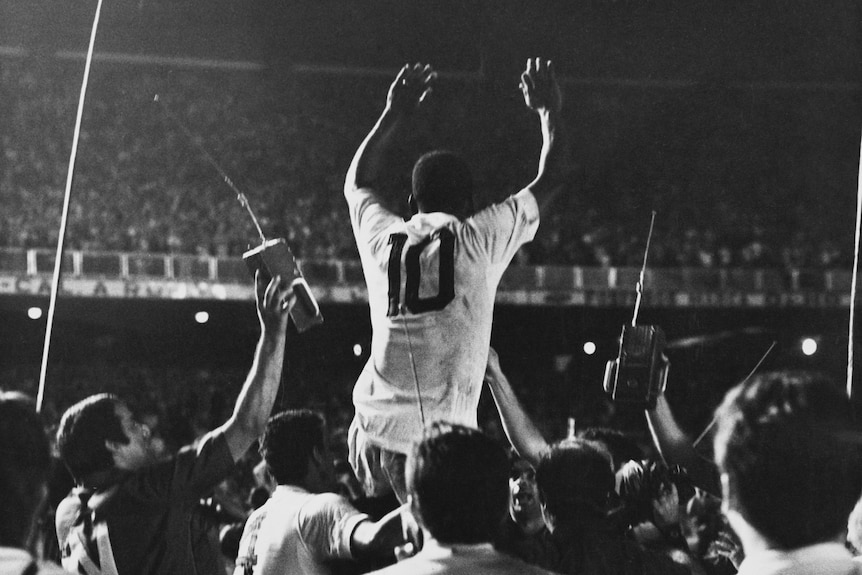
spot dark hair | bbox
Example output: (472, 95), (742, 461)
(259, 409), (326, 485)
(56, 394), (127, 483)
(0, 392), (52, 547)
(536, 439), (614, 527)
(411, 150), (474, 219)
(713, 371), (862, 549)
(577, 427), (643, 471)
(408, 422), (508, 544)
(617, 459), (694, 528)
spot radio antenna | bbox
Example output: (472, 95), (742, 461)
(632, 211), (657, 327)
(153, 94), (266, 243)
(692, 340), (777, 448)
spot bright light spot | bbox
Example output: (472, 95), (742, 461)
(353, 344), (363, 357)
(801, 338), (817, 356)
(583, 341), (597, 355)
(27, 307), (43, 320)
(195, 311), (210, 324)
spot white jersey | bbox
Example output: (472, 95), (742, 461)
(233, 485), (368, 575)
(347, 187), (539, 453)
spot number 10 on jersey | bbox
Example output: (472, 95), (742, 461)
(387, 229), (456, 316)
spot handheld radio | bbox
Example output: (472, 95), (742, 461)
(602, 212), (668, 409)
(155, 95), (323, 332)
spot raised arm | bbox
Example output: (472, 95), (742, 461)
(485, 347), (550, 468)
(220, 272), (295, 462)
(349, 503), (411, 560)
(519, 58), (569, 212)
(344, 63), (436, 196)
(645, 394), (721, 496)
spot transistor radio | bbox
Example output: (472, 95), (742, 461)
(243, 239), (323, 333)
(602, 212), (669, 409)
(154, 94), (324, 333)
(603, 324), (669, 409)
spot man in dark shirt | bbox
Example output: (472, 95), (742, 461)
(535, 439), (694, 575)
(55, 273), (296, 575)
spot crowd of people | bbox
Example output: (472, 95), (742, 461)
(1, 56), (856, 269)
(3, 55), (862, 575)
(6, 318), (862, 575)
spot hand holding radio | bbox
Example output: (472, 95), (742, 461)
(603, 212), (669, 409)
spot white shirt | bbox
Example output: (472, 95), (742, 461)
(233, 485), (369, 575)
(367, 537), (554, 575)
(0, 548), (68, 575)
(347, 187), (540, 453)
(736, 542), (862, 575)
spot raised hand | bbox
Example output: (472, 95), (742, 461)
(520, 58), (562, 114)
(255, 271), (295, 333)
(386, 63), (437, 114)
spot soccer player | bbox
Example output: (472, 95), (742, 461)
(344, 58), (567, 501)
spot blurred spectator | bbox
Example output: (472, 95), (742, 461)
(0, 391), (67, 574)
(617, 460), (695, 564)
(233, 409), (405, 575)
(53, 274), (294, 574)
(713, 371), (862, 574)
(577, 427), (644, 473)
(535, 438), (695, 575)
(494, 451), (552, 564)
(0, 61), (853, 269)
(368, 422), (553, 575)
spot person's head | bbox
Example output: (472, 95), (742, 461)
(617, 459), (694, 528)
(577, 427), (643, 472)
(536, 439), (615, 531)
(407, 422), (508, 544)
(259, 409), (332, 492)
(713, 371), (862, 550)
(0, 392), (52, 549)
(507, 451), (545, 534)
(410, 150), (474, 219)
(57, 394), (156, 483)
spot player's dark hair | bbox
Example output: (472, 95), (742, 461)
(408, 422), (508, 544)
(260, 409), (326, 485)
(57, 393), (127, 483)
(411, 150), (474, 219)
(0, 392), (52, 547)
(714, 371), (862, 549)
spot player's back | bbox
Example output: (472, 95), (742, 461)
(348, 188), (540, 453)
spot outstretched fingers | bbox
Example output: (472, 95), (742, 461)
(520, 57), (561, 112)
(388, 62), (437, 112)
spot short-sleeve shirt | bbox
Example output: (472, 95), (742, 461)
(233, 485), (369, 575)
(56, 430), (235, 575)
(347, 187), (540, 453)
(367, 539), (555, 575)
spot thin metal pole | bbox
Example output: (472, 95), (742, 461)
(848, 131), (862, 399)
(36, 0), (106, 413)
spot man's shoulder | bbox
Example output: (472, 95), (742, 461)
(299, 491), (362, 518)
(55, 490), (82, 543)
(56, 491), (81, 521)
(369, 544), (553, 575)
